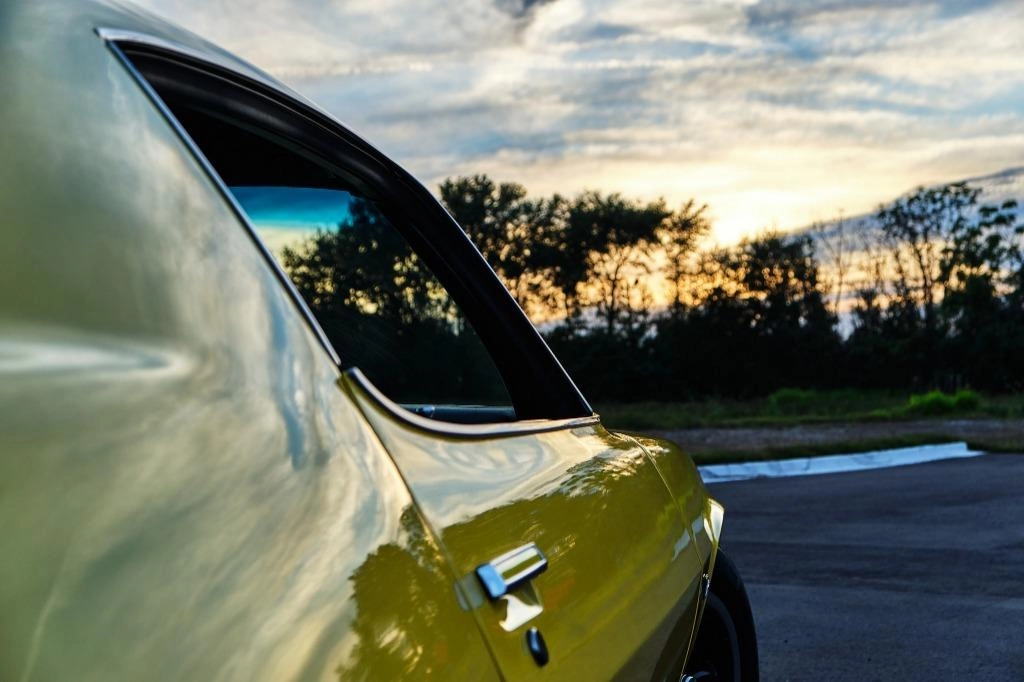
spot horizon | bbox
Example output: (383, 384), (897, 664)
(134, 0), (1024, 244)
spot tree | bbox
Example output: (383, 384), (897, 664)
(938, 197), (1021, 390)
(653, 232), (839, 396)
(813, 212), (856, 316)
(865, 183), (1022, 389)
(875, 183), (981, 335)
(282, 197), (506, 403)
(939, 198), (1019, 325)
(658, 200), (712, 316)
(439, 175), (565, 318)
(558, 192), (669, 337)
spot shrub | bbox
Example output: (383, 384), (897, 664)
(907, 390), (954, 415)
(768, 388), (817, 414)
(906, 389), (981, 415)
(952, 389), (981, 411)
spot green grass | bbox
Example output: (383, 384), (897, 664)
(597, 389), (1024, 431)
(599, 388), (1024, 463)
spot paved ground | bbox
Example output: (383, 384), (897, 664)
(708, 454), (1024, 681)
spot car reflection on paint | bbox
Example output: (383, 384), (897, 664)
(0, 1), (757, 680)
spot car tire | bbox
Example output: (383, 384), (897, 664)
(683, 549), (759, 682)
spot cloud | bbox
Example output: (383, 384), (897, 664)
(131, 0), (1024, 242)
(494, 0), (560, 19)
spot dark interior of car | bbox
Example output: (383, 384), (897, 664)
(116, 44), (596, 425)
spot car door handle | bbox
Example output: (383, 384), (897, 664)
(475, 543), (548, 600)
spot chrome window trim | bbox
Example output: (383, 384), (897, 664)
(95, 28), (319, 113)
(94, 27), (388, 174)
(341, 368), (600, 439)
(97, 28), (241, 71)
(97, 28), (342, 367)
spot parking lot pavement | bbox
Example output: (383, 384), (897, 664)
(708, 454), (1024, 682)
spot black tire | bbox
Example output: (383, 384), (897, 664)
(684, 550), (759, 682)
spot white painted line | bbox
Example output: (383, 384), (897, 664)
(699, 442), (984, 483)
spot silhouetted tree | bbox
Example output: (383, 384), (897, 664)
(812, 212), (857, 316)
(649, 232), (839, 397)
(439, 175), (567, 318)
(938, 197), (1021, 389)
(658, 200), (712, 317)
(849, 184), (1022, 389)
(276, 175), (1024, 403)
(875, 183), (981, 345)
(282, 196), (507, 404)
(558, 192), (669, 336)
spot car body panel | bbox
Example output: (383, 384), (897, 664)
(629, 434), (724, 563)
(0, 4), (497, 680)
(1, 0), (726, 679)
(343, 372), (706, 680)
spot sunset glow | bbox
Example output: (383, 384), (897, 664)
(135, 0), (1024, 244)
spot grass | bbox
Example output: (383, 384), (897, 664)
(598, 388), (1024, 463)
(597, 388), (1024, 431)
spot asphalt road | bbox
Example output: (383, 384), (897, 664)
(708, 454), (1024, 681)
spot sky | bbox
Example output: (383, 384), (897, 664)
(133, 0), (1024, 244)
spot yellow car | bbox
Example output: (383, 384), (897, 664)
(0, 1), (757, 679)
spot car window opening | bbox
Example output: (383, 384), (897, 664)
(118, 52), (517, 422)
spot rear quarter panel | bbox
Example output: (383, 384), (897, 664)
(0, 4), (495, 678)
(627, 435), (723, 565)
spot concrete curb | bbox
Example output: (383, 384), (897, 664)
(698, 441), (984, 483)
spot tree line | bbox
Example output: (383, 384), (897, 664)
(440, 176), (1023, 401)
(281, 174), (1022, 404)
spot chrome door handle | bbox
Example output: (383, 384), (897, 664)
(475, 543), (548, 600)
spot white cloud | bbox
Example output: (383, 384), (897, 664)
(131, 0), (1024, 242)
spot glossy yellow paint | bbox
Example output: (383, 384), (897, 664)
(0, 3), (495, 679)
(629, 434), (724, 562)
(343, 372), (711, 680)
(1, 1), (725, 679)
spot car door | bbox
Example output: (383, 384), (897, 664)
(109, 34), (706, 679)
(343, 371), (705, 679)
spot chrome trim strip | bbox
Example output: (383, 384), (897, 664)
(341, 368), (600, 438)
(94, 28), (309, 106)
(94, 27), (373, 164)
(97, 28), (229, 65)
(98, 30), (342, 367)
